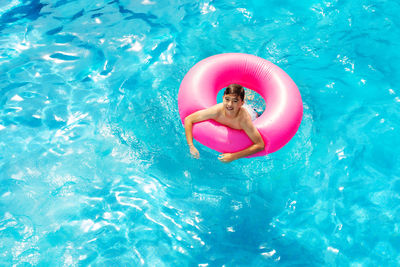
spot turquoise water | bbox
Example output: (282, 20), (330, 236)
(1, 0), (400, 265)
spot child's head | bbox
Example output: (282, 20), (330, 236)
(224, 84), (244, 101)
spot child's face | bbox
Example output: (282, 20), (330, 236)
(223, 93), (244, 114)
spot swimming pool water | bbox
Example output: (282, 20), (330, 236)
(1, 0), (400, 266)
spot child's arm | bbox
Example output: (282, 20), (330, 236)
(218, 118), (265, 162)
(184, 105), (219, 158)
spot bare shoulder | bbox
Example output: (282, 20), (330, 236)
(205, 103), (224, 118)
(211, 103), (224, 113)
(239, 109), (263, 144)
(239, 107), (254, 128)
(186, 103), (222, 123)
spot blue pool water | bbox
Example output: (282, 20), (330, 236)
(1, 0), (400, 265)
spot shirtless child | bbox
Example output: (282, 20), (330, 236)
(184, 84), (265, 163)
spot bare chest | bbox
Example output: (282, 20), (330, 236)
(214, 114), (242, 130)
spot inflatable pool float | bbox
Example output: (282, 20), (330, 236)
(178, 53), (303, 157)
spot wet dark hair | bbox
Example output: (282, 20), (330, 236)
(223, 84), (245, 101)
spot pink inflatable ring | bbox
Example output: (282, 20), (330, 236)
(178, 53), (303, 157)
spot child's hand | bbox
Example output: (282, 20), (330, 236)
(189, 145), (200, 159)
(218, 153), (236, 163)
